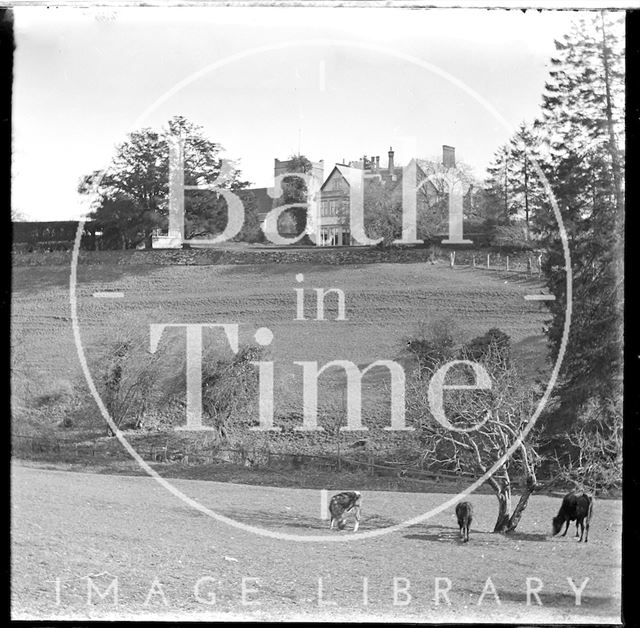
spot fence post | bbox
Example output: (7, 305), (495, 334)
(537, 253), (543, 277)
(506, 256), (510, 272)
(472, 255), (476, 268)
(449, 251), (455, 268)
(527, 256), (532, 275)
(486, 253), (490, 269)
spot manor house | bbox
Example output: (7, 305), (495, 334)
(247, 145), (455, 246)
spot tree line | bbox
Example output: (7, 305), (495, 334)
(483, 12), (623, 462)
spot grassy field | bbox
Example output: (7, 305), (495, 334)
(12, 259), (550, 439)
(11, 463), (621, 622)
(11, 260), (619, 622)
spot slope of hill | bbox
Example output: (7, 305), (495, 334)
(12, 258), (551, 453)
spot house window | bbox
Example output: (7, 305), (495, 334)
(321, 201), (329, 217)
(342, 230), (351, 246)
(332, 177), (342, 191)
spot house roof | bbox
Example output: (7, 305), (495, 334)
(321, 164), (364, 192)
(322, 160), (434, 189)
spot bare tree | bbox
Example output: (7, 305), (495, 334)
(416, 158), (477, 219)
(407, 340), (544, 533)
(552, 398), (622, 495)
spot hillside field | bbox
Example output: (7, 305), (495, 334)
(12, 259), (550, 439)
(12, 259), (620, 623)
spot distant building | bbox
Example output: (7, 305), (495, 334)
(243, 157), (325, 239)
(317, 163), (359, 246)
(316, 146), (449, 246)
(155, 147), (458, 247)
(12, 220), (98, 251)
(273, 157), (324, 186)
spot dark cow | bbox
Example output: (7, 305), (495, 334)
(455, 501), (473, 543)
(329, 491), (362, 532)
(552, 492), (593, 543)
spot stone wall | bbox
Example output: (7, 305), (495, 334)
(12, 244), (539, 268)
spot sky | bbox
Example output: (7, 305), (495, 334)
(12, 6), (582, 221)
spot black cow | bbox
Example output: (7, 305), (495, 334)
(552, 492), (593, 543)
(455, 501), (473, 542)
(329, 491), (362, 532)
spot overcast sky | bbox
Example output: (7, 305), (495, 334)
(12, 6), (583, 221)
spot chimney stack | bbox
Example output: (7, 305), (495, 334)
(375, 156), (380, 170)
(442, 145), (456, 168)
(388, 147), (395, 172)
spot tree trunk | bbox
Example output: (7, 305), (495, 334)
(523, 152), (530, 240)
(600, 11), (624, 223)
(504, 157), (509, 222)
(144, 230), (154, 250)
(505, 475), (539, 532)
(493, 485), (512, 532)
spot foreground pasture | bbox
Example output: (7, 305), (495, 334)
(12, 464), (621, 622)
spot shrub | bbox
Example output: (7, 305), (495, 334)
(163, 343), (266, 441)
(404, 318), (458, 375)
(491, 224), (533, 251)
(97, 334), (166, 435)
(201, 344), (265, 438)
(461, 328), (511, 369)
(21, 379), (91, 431)
(31, 379), (76, 408)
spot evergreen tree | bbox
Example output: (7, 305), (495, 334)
(485, 144), (514, 226)
(533, 11), (624, 431)
(483, 123), (546, 243)
(506, 123), (545, 239)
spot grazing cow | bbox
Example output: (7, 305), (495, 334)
(455, 501), (473, 542)
(329, 491), (362, 532)
(552, 492), (593, 543)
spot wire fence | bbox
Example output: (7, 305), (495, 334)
(442, 250), (544, 276)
